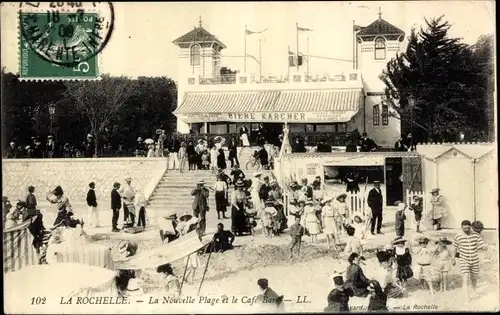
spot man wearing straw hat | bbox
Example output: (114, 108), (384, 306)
(119, 177), (136, 227)
(191, 179), (209, 236)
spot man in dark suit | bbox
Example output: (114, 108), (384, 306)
(87, 182), (99, 228)
(111, 182), (121, 232)
(256, 278), (284, 312)
(360, 133), (377, 152)
(367, 181), (384, 235)
(167, 135), (181, 170)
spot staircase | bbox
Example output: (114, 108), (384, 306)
(146, 147), (270, 218)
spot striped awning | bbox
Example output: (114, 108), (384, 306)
(274, 90), (361, 112)
(175, 91), (280, 114)
(175, 89), (362, 123)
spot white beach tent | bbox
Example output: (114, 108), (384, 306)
(4, 263), (118, 313)
(417, 143), (497, 229)
(115, 231), (215, 296)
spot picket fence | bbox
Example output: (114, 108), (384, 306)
(3, 220), (37, 273)
(283, 190), (369, 219)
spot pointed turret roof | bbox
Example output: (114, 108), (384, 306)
(172, 26), (226, 49)
(357, 18), (405, 37)
(356, 9), (405, 42)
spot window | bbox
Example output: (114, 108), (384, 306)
(374, 37), (386, 60)
(316, 124), (335, 132)
(305, 124), (315, 132)
(290, 124), (305, 133)
(373, 105), (380, 126)
(382, 105), (389, 125)
(335, 123), (347, 133)
(190, 44), (201, 66)
(208, 122), (227, 134)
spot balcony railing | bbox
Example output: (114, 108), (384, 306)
(191, 72), (360, 86)
(175, 132), (355, 147)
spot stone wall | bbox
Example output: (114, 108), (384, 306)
(2, 158), (167, 206)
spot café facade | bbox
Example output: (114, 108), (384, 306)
(172, 14), (406, 147)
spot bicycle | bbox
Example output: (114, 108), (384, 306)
(245, 154), (261, 170)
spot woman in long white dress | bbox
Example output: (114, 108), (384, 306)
(239, 131), (250, 157)
(302, 199), (321, 244)
(250, 172), (263, 216)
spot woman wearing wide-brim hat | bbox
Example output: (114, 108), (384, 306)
(373, 249), (404, 299)
(428, 188), (446, 230)
(303, 198), (321, 243)
(321, 196), (339, 250)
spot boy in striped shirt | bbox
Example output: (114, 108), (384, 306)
(451, 220), (487, 304)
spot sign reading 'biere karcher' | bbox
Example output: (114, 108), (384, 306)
(178, 111), (358, 123)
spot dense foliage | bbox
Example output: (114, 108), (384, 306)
(1, 71), (177, 150)
(380, 16), (494, 143)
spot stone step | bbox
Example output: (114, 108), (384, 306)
(149, 194), (222, 200)
(147, 199), (218, 206)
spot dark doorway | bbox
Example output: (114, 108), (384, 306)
(263, 123), (283, 146)
(385, 158), (403, 206)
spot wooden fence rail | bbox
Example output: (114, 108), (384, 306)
(3, 220), (37, 273)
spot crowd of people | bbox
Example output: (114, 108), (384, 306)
(4, 125), (417, 161)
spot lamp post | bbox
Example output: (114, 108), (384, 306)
(48, 103), (56, 135)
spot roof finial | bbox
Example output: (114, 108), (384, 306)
(378, 7), (382, 19)
(199, 16), (202, 27)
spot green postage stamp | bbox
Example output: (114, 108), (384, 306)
(18, 3), (114, 80)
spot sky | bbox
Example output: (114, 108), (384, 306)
(1, 1), (495, 80)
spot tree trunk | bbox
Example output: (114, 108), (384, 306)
(94, 133), (99, 157)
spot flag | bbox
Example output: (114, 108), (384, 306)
(297, 25), (313, 32)
(245, 28), (268, 35)
(353, 24), (364, 32)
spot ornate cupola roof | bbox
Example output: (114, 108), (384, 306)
(172, 16), (227, 50)
(356, 8), (405, 42)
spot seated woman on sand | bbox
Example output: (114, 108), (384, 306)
(344, 253), (370, 298)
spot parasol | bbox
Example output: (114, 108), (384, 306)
(144, 138), (155, 144)
(4, 263), (117, 300)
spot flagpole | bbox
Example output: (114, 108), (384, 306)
(287, 45), (291, 81)
(244, 24), (247, 73)
(259, 37), (262, 82)
(295, 22), (299, 71)
(352, 20), (355, 70)
(306, 35), (310, 78)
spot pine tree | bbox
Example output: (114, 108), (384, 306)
(380, 16), (492, 143)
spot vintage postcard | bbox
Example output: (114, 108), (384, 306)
(1, 1), (498, 314)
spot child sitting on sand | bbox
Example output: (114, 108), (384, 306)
(352, 215), (366, 242)
(343, 224), (363, 256)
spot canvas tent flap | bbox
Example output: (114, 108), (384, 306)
(4, 263), (116, 298)
(323, 155), (385, 166)
(114, 232), (214, 270)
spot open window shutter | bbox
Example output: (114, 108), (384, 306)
(402, 157), (423, 200)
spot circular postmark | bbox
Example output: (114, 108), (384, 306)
(19, 2), (114, 68)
